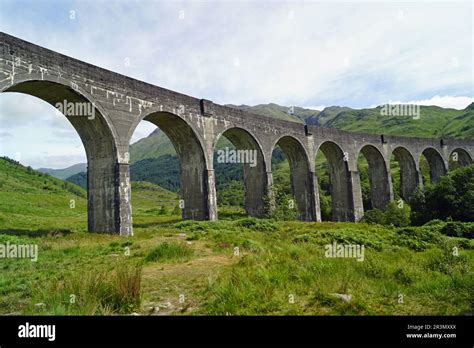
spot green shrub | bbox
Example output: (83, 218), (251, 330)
(424, 245), (469, 275)
(363, 201), (411, 227)
(361, 209), (385, 225)
(411, 164), (474, 223)
(440, 222), (474, 239)
(392, 226), (443, 251)
(449, 237), (473, 250)
(175, 220), (207, 232)
(236, 218), (277, 232)
(409, 186), (428, 225)
(319, 194), (332, 221)
(322, 228), (384, 251)
(384, 201), (411, 227)
(423, 219), (445, 227)
(264, 185), (298, 221)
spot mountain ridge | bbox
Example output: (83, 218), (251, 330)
(35, 102), (472, 185)
(128, 102), (473, 165)
(37, 163), (87, 180)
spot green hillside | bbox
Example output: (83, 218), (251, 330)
(305, 106), (353, 126)
(37, 163), (87, 180)
(130, 128), (176, 164)
(226, 103), (318, 123)
(327, 105), (474, 139)
(0, 157), (87, 232)
(0, 157), (178, 233)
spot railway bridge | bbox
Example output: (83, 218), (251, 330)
(1, 32), (472, 236)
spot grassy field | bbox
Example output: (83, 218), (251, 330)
(0, 158), (473, 316)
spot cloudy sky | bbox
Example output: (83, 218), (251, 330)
(0, 0), (472, 168)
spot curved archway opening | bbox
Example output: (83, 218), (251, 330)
(1, 80), (117, 233)
(213, 135), (245, 217)
(130, 111), (210, 221)
(419, 148), (447, 185)
(449, 148), (472, 170)
(271, 136), (314, 220)
(357, 145), (391, 211)
(390, 147), (419, 201)
(128, 120), (181, 223)
(213, 128), (266, 218)
(315, 141), (352, 221)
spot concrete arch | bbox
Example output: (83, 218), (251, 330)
(271, 135), (316, 221)
(390, 147), (420, 201)
(3, 74), (120, 145)
(213, 127), (267, 217)
(137, 110), (213, 220)
(1, 78), (127, 234)
(316, 141), (353, 221)
(357, 144), (392, 210)
(270, 135), (312, 169)
(128, 105), (208, 165)
(420, 147), (447, 184)
(449, 148), (473, 167)
(212, 126), (268, 168)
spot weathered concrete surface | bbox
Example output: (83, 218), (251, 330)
(1, 32), (473, 235)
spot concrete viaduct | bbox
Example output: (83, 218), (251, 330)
(1, 32), (473, 236)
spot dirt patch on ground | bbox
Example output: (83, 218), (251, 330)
(140, 253), (235, 315)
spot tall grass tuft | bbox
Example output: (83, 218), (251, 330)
(29, 263), (142, 315)
(145, 241), (194, 262)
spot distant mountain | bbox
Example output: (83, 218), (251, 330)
(67, 153), (249, 193)
(37, 163), (87, 180)
(128, 103), (473, 165)
(226, 103), (319, 123)
(66, 171), (87, 189)
(67, 154), (181, 191)
(305, 106), (353, 126)
(1, 156), (86, 198)
(129, 128), (176, 164)
(464, 102), (474, 111)
(324, 105), (474, 139)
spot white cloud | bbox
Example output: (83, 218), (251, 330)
(0, 94), (86, 169)
(381, 96), (473, 110)
(0, 1), (472, 168)
(305, 105), (326, 111)
(131, 121), (157, 144)
(0, 94), (54, 127)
